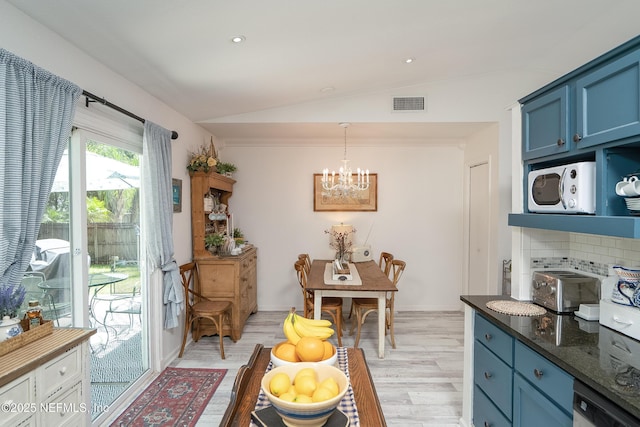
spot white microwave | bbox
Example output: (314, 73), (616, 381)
(528, 161), (596, 214)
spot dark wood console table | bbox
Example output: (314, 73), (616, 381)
(221, 344), (386, 426)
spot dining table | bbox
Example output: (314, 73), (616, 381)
(306, 260), (396, 359)
(220, 344), (386, 427)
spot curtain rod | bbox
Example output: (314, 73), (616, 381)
(82, 90), (178, 140)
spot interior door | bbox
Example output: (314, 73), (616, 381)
(468, 162), (491, 295)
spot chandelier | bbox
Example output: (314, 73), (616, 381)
(321, 122), (369, 198)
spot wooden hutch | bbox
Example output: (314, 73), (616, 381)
(190, 171), (257, 341)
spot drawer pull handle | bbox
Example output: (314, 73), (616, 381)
(484, 333), (492, 341)
(59, 366), (67, 376)
(533, 368), (543, 379)
(612, 316), (633, 326)
(484, 372), (492, 379)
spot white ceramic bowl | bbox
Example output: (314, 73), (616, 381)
(614, 265), (640, 281)
(270, 341), (338, 367)
(260, 362), (349, 427)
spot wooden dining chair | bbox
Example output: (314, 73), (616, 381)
(298, 253), (312, 275)
(220, 343), (263, 427)
(350, 259), (406, 349)
(349, 251), (394, 319)
(179, 261), (232, 359)
(379, 251), (394, 277)
(294, 259), (343, 346)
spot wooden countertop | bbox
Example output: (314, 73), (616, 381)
(0, 328), (96, 388)
(221, 344), (386, 426)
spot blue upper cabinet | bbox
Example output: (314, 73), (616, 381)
(522, 86), (570, 160)
(575, 50), (640, 149)
(513, 36), (640, 238)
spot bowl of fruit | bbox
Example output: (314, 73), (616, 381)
(261, 362), (349, 427)
(271, 310), (338, 367)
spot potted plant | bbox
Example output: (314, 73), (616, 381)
(0, 283), (26, 319)
(0, 283), (26, 341)
(216, 162), (237, 176)
(205, 232), (225, 254)
(233, 227), (245, 245)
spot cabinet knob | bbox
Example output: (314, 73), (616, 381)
(484, 371), (492, 379)
(533, 368), (543, 379)
(484, 333), (492, 341)
(59, 366), (67, 376)
(556, 138), (565, 146)
(573, 133), (582, 143)
(484, 422), (491, 427)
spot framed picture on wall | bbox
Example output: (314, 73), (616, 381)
(172, 178), (182, 213)
(313, 173), (377, 211)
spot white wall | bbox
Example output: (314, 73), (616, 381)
(223, 138), (468, 311)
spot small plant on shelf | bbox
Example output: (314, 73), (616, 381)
(233, 227), (245, 245)
(205, 232), (225, 254)
(216, 162), (237, 176)
(0, 283), (26, 318)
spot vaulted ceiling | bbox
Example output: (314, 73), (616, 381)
(8, 0), (640, 139)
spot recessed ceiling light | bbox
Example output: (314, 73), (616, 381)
(405, 57), (415, 64)
(231, 35), (246, 43)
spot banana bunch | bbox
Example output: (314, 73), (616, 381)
(283, 308), (334, 344)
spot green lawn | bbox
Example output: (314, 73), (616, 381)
(90, 264), (140, 295)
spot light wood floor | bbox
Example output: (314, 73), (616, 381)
(171, 310), (465, 426)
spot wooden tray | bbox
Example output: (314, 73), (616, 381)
(0, 320), (53, 357)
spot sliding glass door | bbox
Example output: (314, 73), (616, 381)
(41, 127), (149, 421)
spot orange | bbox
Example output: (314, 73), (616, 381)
(295, 337), (325, 362)
(275, 342), (300, 362)
(322, 341), (334, 360)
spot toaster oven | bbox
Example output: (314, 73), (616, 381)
(532, 270), (600, 313)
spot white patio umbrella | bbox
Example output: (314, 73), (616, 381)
(51, 150), (140, 192)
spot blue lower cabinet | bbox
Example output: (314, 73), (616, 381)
(474, 385), (511, 427)
(474, 340), (513, 419)
(513, 373), (572, 427)
(514, 341), (574, 413)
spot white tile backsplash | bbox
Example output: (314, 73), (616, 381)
(522, 229), (640, 275)
(514, 229), (640, 299)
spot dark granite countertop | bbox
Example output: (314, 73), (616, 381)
(461, 295), (640, 421)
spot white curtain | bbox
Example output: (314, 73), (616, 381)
(142, 121), (183, 329)
(0, 48), (81, 286)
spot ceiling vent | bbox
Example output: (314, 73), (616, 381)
(392, 96), (425, 112)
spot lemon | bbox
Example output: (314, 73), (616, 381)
(312, 386), (336, 402)
(269, 372), (292, 397)
(279, 391), (297, 402)
(294, 375), (317, 397)
(294, 368), (317, 384)
(295, 394), (313, 403)
(318, 377), (339, 396)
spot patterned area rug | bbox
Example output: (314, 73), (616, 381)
(111, 367), (226, 426)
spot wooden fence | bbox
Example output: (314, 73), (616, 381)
(38, 223), (139, 265)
